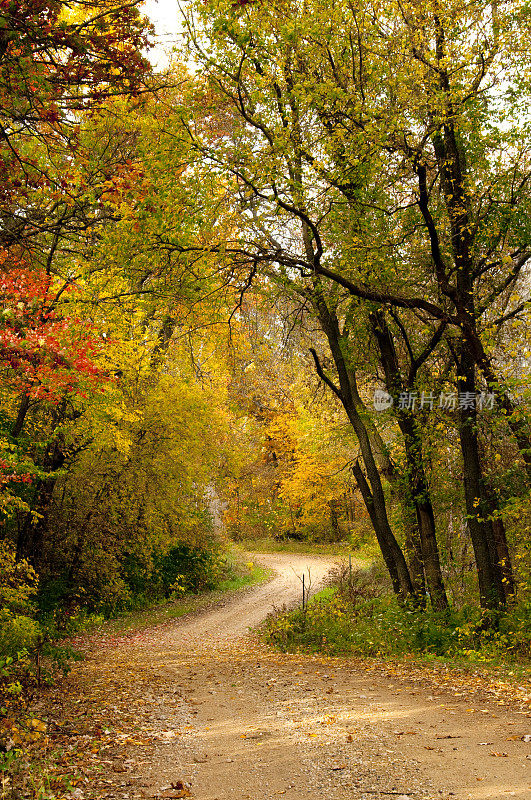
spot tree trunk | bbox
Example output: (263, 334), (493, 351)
(11, 393), (31, 438)
(400, 420), (449, 612)
(483, 480), (516, 601)
(457, 347), (506, 611)
(415, 498), (448, 612)
(351, 460), (413, 599)
(402, 502), (426, 601)
(370, 311), (449, 611)
(310, 288), (414, 602)
(492, 517), (516, 601)
(460, 320), (531, 482)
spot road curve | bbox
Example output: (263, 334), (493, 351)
(166, 552), (339, 646)
(61, 552), (530, 800)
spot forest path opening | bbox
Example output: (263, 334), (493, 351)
(50, 553), (530, 800)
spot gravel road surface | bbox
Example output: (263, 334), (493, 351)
(52, 553), (530, 800)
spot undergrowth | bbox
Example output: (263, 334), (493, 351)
(237, 536), (353, 555)
(263, 561), (531, 668)
(100, 554), (270, 634)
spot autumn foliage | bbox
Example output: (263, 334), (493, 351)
(0, 0), (531, 790)
(0, 260), (102, 400)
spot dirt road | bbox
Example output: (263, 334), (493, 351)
(50, 553), (531, 800)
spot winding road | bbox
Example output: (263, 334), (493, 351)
(60, 553), (530, 800)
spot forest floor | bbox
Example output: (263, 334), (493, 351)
(27, 553), (531, 800)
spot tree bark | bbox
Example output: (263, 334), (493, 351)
(370, 311), (449, 611)
(401, 501), (426, 601)
(11, 393), (31, 439)
(310, 287), (414, 602)
(351, 460), (412, 599)
(457, 347), (506, 610)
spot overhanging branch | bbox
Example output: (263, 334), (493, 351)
(309, 347), (343, 402)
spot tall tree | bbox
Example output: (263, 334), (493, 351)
(181, 0), (531, 611)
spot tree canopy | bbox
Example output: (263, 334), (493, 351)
(0, 4), (530, 745)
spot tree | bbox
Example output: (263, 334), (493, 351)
(0, 0), (152, 236)
(0, 0), (154, 563)
(172, 1), (433, 603)
(180, 0), (531, 612)
(0, 256), (104, 542)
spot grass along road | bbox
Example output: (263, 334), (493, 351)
(28, 553), (531, 800)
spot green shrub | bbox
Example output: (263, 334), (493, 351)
(263, 563), (531, 665)
(328, 560), (392, 602)
(155, 543), (226, 595)
(0, 610), (40, 659)
(0, 541), (41, 660)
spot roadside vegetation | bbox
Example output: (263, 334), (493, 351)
(263, 558), (531, 674)
(236, 537), (355, 556)
(3, 0), (531, 793)
(89, 552), (271, 637)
